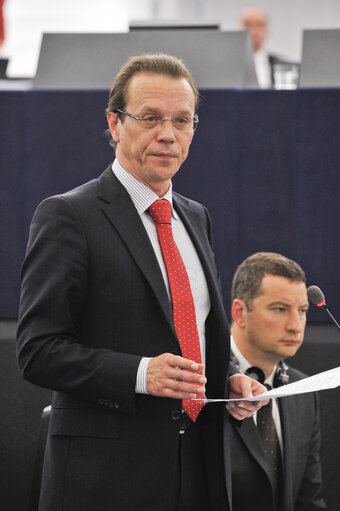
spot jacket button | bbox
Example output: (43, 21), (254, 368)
(170, 410), (181, 420)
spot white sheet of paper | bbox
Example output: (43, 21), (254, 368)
(200, 366), (340, 403)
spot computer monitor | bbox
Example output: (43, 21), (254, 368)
(129, 19), (220, 30)
(33, 30), (258, 89)
(300, 29), (340, 87)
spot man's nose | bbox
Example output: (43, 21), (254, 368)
(286, 311), (305, 333)
(156, 119), (176, 141)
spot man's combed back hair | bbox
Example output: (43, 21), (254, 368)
(231, 252), (306, 310)
(105, 53), (199, 147)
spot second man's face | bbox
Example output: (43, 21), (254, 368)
(107, 72), (196, 197)
(242, 275), (309, 364)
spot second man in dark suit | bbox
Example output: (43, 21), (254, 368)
(226, 252), (326, 510)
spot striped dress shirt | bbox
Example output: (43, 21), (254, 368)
(112, 159), (211, 394)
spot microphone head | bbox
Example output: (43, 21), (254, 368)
(307, 285), (326, 307)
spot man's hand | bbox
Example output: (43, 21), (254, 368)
(147, 353), (206, 399)
(226, 374), (269, 420)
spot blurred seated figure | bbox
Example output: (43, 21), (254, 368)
(240, 6), (298, 88)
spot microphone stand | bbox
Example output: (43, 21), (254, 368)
(321, 305), (340, 333)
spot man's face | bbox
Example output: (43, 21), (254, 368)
(240, 275), (309, 364)
(107, 72), (196, 197)
(241, 10), (268, 52)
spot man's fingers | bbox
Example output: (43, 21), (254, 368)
(171, 366), (206, 384)
(164, 375), (206, 394)
(226, 401), (259, 419)
(169, 354), (205, 373)
(226, 396), (270, 420)
(226, 405), (253, 420)
(227, 374), (272, 420)
(160, 386), (204, 400)
(147, 353), (206, 397)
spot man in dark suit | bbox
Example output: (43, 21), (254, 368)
(17, 53), (266, 511)
(226, 252), (326, 510)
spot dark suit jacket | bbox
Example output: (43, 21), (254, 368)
(17, 165), (232, 511)
(227, 366), (326, 511)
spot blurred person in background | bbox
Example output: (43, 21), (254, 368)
(240, 6), (298, 88)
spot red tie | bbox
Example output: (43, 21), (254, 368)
(148, 199), (204, 421)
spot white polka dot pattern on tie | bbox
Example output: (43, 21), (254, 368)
(148, 199), (204, 422)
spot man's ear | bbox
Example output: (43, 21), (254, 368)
(107, 111), (120, 144)
(231, 298), (248, 328)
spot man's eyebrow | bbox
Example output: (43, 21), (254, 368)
(268, 301), (290, 307)
(139, 106), (193, 116)
(268, 300), (309, 308)
(139, 105), (159, 112)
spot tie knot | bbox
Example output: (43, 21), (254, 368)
(148, 199), (172, 225)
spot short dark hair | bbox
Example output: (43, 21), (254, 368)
(105, 53), (199, 147)
(231, 252), (306, 310)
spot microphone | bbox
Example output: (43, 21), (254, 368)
(307, 285), (340, 333)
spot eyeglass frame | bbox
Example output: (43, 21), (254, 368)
(113, 108), (199, 132)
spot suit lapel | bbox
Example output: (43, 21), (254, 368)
(235, 416), (270, 477)
(279, 396), (294, 509)
(97, 168), (176, 339)
(237, 404), (294, 510)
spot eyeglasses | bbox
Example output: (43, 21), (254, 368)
(114, 108), (199, 132)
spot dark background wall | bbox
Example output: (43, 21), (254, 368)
(1, 88), (340, 323)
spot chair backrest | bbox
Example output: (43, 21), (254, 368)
(28, 405), (51, 511)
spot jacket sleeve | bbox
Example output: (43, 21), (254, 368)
(16, 195), (141, 414)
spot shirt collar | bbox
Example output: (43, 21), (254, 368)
(112, 158), (179, 220)
(254, 47), (269, 60)
(230, 335), (276, 387)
